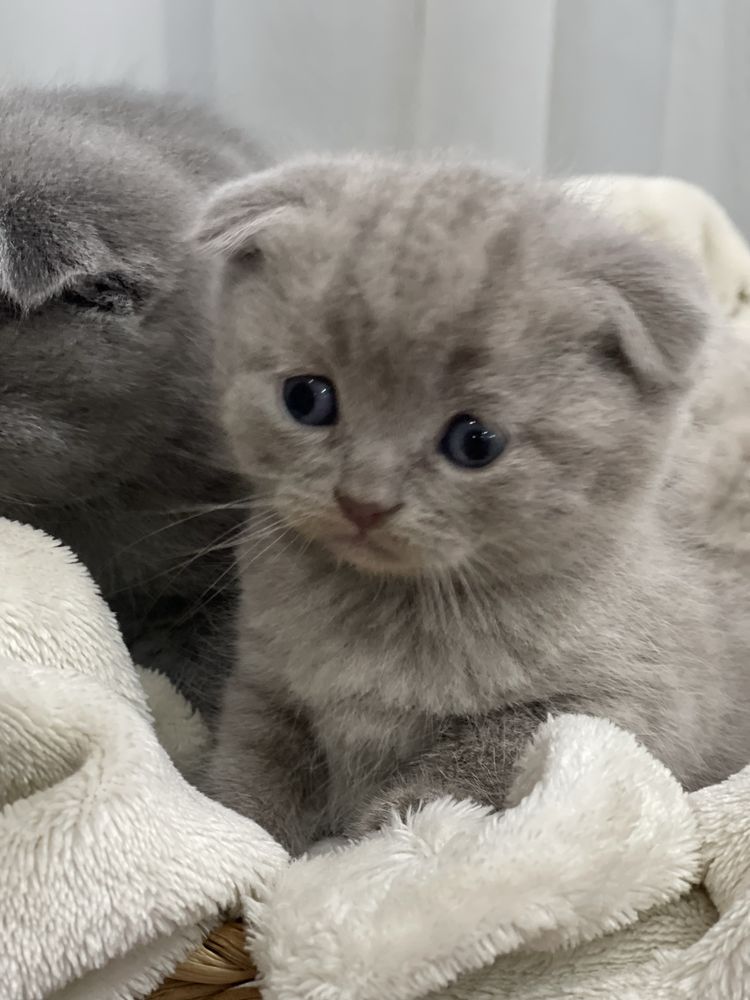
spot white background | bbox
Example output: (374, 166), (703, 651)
(1, 0), (747, 233)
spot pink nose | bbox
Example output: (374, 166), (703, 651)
(335, 491), (401, 532)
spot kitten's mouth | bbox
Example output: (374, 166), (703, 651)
(284, 511), (425, 575)
(323, 530), (421, 575)
(327, 530), (397, 557)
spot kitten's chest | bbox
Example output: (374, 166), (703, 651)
(241, 548), (544, 720)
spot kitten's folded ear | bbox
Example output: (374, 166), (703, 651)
(191, 168), (308, 259)
(192, 156), (363, 259)
(585, 229), (715, 393)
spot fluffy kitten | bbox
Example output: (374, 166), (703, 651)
(197, 156), (750, 854)
(0, 86), (262, 705)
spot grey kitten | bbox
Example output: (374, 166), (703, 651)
(0, 86), (262, 706)
(197, 156), (750, 854)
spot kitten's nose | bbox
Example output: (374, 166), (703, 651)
(335, 491), (401, 532)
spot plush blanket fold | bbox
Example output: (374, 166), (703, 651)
(1, 517), (749, 1000)
(0, 521), (288, 1000)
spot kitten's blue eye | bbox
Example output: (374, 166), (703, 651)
(440, 414), (506, 469)
(283, 376), (338, 426)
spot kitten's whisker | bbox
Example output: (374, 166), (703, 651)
(106, 513), (280, 616)
(180, 525), (292, 625)
(148, 497), (255, 516)
(107, 526), (241, 599)
(111, 508), (285, 598)
(0, 492), (40, 508)
(111, 505), (244, 561)
(142, 519), (255, 594)
(236, 526), (291, 569)
(235, 522), (284, 547)
(151, 515), (288, 602)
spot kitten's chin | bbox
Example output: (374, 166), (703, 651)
(322, 534), (427, 577)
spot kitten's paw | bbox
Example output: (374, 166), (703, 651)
(346, 785), (434, 840)
(304, 836), (347, 858)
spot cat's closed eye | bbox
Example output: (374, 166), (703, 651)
(59, 272), (142, 315)
(0, 294), (22, 321)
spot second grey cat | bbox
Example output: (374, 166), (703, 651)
(197, 156), (750, 854)
(0, 86), (262, 704)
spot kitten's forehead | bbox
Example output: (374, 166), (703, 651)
(323, 168), (529, 324)
(286, 168), (563, 385)
(246, 162), (629, 412)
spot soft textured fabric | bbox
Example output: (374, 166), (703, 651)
(0, 516), (749, 1000)
(1, 175), (750, 1000)
(0, 520), (288, 1000)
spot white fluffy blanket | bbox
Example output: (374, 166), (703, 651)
(2, 177), (750, 1000)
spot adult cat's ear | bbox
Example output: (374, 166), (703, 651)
(0, 208), (151, 313)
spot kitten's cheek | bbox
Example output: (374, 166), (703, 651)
(221, 378), (274, 454)
(223, 412), (283, 476)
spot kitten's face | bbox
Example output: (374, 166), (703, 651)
(199, 159), (710, 578)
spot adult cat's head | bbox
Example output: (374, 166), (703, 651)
(196, 156), (712, 578)
(0, 88), (228, 505)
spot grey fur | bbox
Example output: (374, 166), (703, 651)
(0, 86), (263, 704)
(198, 156), (750, 854)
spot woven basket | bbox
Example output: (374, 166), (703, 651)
(148, 920), (260, 999)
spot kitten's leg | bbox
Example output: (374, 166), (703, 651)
(346, 701), (552, 838)
(206, 681), (327, 855)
